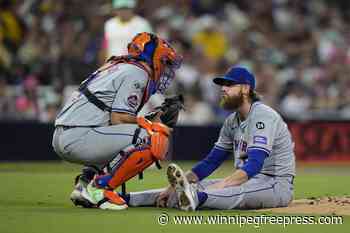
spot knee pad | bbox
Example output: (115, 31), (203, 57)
(137, 117), (170, 160)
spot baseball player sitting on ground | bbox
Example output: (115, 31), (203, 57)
(121, 66), (295, 211)
(52, 32), (183, 210)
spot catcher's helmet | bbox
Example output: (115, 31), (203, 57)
(128, 32), (182, 93)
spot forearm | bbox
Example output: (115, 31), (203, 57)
(110, 112), (137, 125)
(220, 149), (269, 187)
(222, 169), (248, 187)
(206, 169), (248, 190)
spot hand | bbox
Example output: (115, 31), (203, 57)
(151, 110), (163, 123)
(206, 170), (248, 190)
(156, 186), (175, 207)
(144, 110), (162, 122)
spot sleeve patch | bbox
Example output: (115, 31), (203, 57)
(253, 135), (268, 145)
(127, 94), (139, 109)
(256, 122), (265, 129)
(133, 80), (145, 91)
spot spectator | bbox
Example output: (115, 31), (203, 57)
(0, 78), (15, 119)
(192, 15), (228, 62)
(100, 0), (152, 61)
(1, 0), (350, 123)
(178, 91), (215, 125)
(279, 85), (312, 119)
(15, 75), (40, 120)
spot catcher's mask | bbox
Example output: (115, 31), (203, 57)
(127, 32), (182, 94)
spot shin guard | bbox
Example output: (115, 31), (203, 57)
(107, 148), (155, 188)
(96, 117), (171, 190)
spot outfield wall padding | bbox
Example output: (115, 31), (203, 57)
(0, 121), (349, 161)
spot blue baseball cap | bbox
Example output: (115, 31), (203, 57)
(213, 67), (256, 90)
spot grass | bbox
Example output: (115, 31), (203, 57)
(0, 161), (349, 233)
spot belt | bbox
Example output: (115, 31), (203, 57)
(57, 125), (95, 131)
(61, 126), (77, 131)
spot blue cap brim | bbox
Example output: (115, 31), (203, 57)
(213, 77), (239, 86)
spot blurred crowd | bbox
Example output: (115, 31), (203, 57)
(1, 0), (350, 124)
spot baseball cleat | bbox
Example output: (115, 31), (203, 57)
(81, 181), (128, 210)
(167, 163), (198, 211)
(70, 181), (95, 208)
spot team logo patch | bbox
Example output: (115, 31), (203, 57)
(256, 122), (265, 129)
(253, 135), (268, 145)
(133, 81), (142, 89)
(127, 94), (139, 109)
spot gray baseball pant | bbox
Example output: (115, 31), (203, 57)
(128, 173), (294, 210)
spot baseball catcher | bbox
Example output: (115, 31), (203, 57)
(52, 32), (183, 210)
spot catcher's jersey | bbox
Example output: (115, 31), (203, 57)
(55, 63), (149, 127)
(215, 101), (295, 176)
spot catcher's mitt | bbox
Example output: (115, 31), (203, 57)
(145, 94), (185, 127)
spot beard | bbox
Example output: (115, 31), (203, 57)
(220, 92), (244, 110)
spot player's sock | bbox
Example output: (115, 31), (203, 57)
(118, 192), (131, 205)
(197, 191), (208, 207)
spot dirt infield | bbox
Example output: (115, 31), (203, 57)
(258, 196), (350, 215)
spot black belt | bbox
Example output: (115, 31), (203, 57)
(58, 126), (95, 131)
(61, 126), (77, 131)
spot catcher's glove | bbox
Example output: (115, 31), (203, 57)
(145, 94), (185, 127)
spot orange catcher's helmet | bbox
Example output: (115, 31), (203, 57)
(128, 32), (182, 93)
